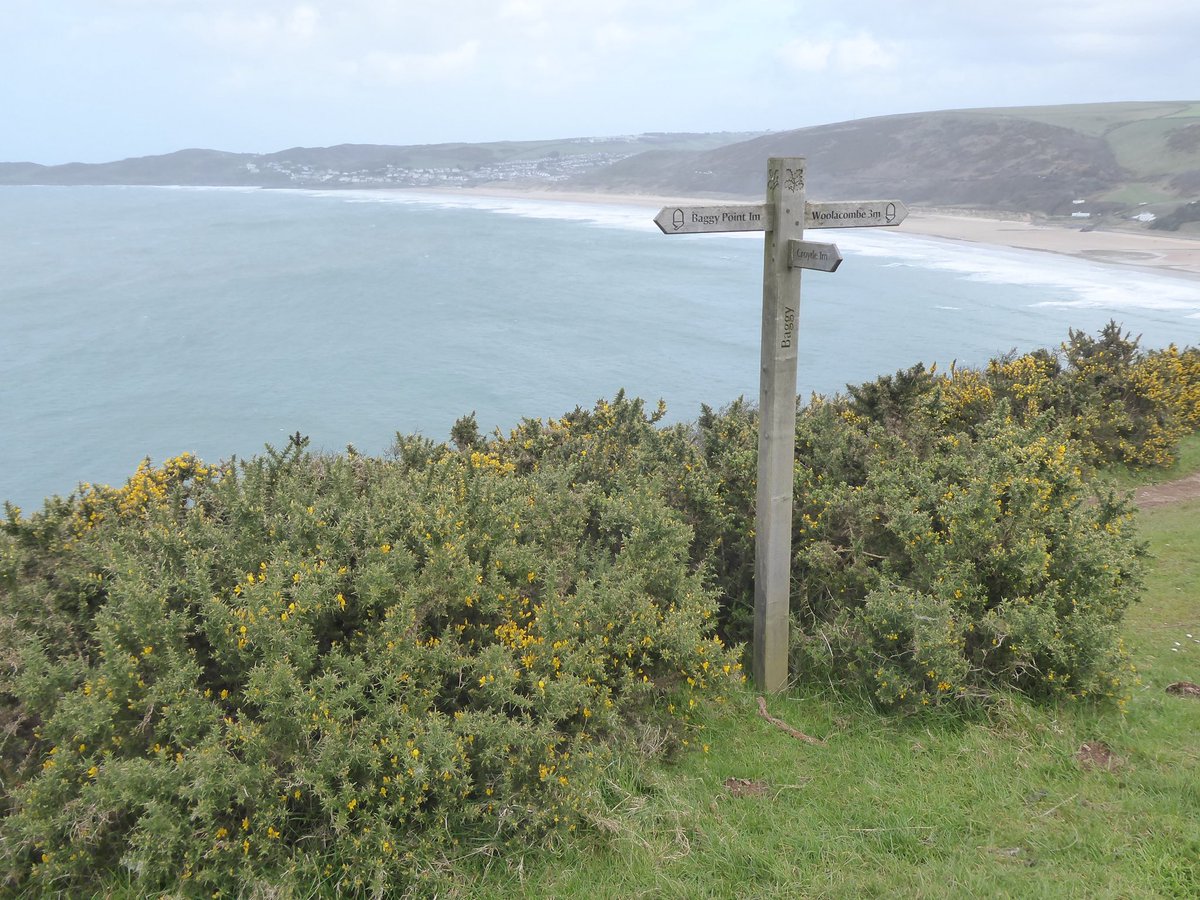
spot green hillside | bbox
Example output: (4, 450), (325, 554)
(569, 101), (1200, 230)
(4, 102), (1198, 230)
(970, 101), (1200, 206)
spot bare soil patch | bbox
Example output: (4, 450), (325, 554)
(1134, 471), (1200, 508)
(723, 777), (769, 798)
(1076, 741), (1123, 771)
(1165, 681), (1200, 698)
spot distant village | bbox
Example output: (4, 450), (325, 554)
(243, 149), (635, 187)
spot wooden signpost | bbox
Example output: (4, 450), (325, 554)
(654, 158), (907, 692)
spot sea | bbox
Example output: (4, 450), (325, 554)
(3, 184), (1200, 512)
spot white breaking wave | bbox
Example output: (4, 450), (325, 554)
(154, 184), (265, 193)
(344, 190), (1200, 317)
(168, 184), (1200, 320)
(833, 231), (1200, 315)
(297, 187), (660, 232)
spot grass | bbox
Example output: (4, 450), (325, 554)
(967, 102), (1189, 138)
(969, 102), (1200, 192)
(1106, 117), (1200, 180)
(1101, 432), (1200, 491)
(432, 481), (1200, 898)
(1096, 185), (1178, 206)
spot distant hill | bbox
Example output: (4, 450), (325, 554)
(565, 102), (1200, 229)
(3, 102), (1198, 231)
(0, 133), (764, 191)
(572, 112), (1127, 206)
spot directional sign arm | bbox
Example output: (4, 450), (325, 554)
(788, 240), (842, 272)
(805, 200), (909, 229)
(653, 204), (773, 234)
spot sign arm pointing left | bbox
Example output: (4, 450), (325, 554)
(653, 204), (772, 234)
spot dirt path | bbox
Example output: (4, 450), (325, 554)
(1134, 471), (1200, 508)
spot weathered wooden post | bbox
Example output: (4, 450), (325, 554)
(654, 158), (906, 691)
(755, 158), (806, 692)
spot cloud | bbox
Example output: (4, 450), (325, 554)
(288, 5), (319, 41)
(593, 22), (643, 52)
(8, 0), (1200, 162)
(201, 4), (320, 51)
(778, 33), (897, 74)
(778, 39), (832, 73)
(499, 0), (544, 19)
(353, 40), (482, 86)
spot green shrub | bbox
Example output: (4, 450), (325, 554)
(483, 394), (745, 641)
(840, 323), (1199, 472)
(0, 431), (737, 895)
(785, 403), (1146, 709)
(982, 322), (1196, 468)
(698, 382), (1151, 709)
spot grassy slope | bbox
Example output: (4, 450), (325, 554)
(569, 101), (1200, 220)
(918, 101), (1200, 179)
(961, 102), (1200, 214)
(444, 488), (1200, 898)
(1103, 432), (1200, 491)
(970, 102), (1189, 137)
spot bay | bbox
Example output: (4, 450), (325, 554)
(2, 185), (1199, 511)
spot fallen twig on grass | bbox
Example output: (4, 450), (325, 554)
(1034, 794), (1078, 818)
(756, 696), (826, 746)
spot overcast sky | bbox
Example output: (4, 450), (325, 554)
(3, 0), (1198, 164)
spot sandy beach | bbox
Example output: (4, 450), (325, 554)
(423, 185), (1200, 281)
(903, 211), (1200, 281)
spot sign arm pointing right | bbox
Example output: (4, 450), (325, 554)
(805, 200), (909, 228)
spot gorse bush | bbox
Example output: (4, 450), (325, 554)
(793, 403), (1144, 708)
(691, 320), (1200, 709)
(984, 326), (1176, 467)
(844, 321), (1200, 469)
(697, 397), (1147, 709)
(0, 326), (1195, 892)
(1, 421), (738, 895)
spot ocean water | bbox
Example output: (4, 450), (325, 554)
(3, 185), (1200, 511)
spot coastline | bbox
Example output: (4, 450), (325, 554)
(903, 211), (1200, 282)
(414, 185), (1200, 281)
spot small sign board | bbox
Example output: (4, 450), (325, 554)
(788, 240), (842, 272)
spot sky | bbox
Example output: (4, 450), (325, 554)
(3, 1), (1199, 165)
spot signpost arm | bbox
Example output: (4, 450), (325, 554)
(754, 157), (804, 692)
